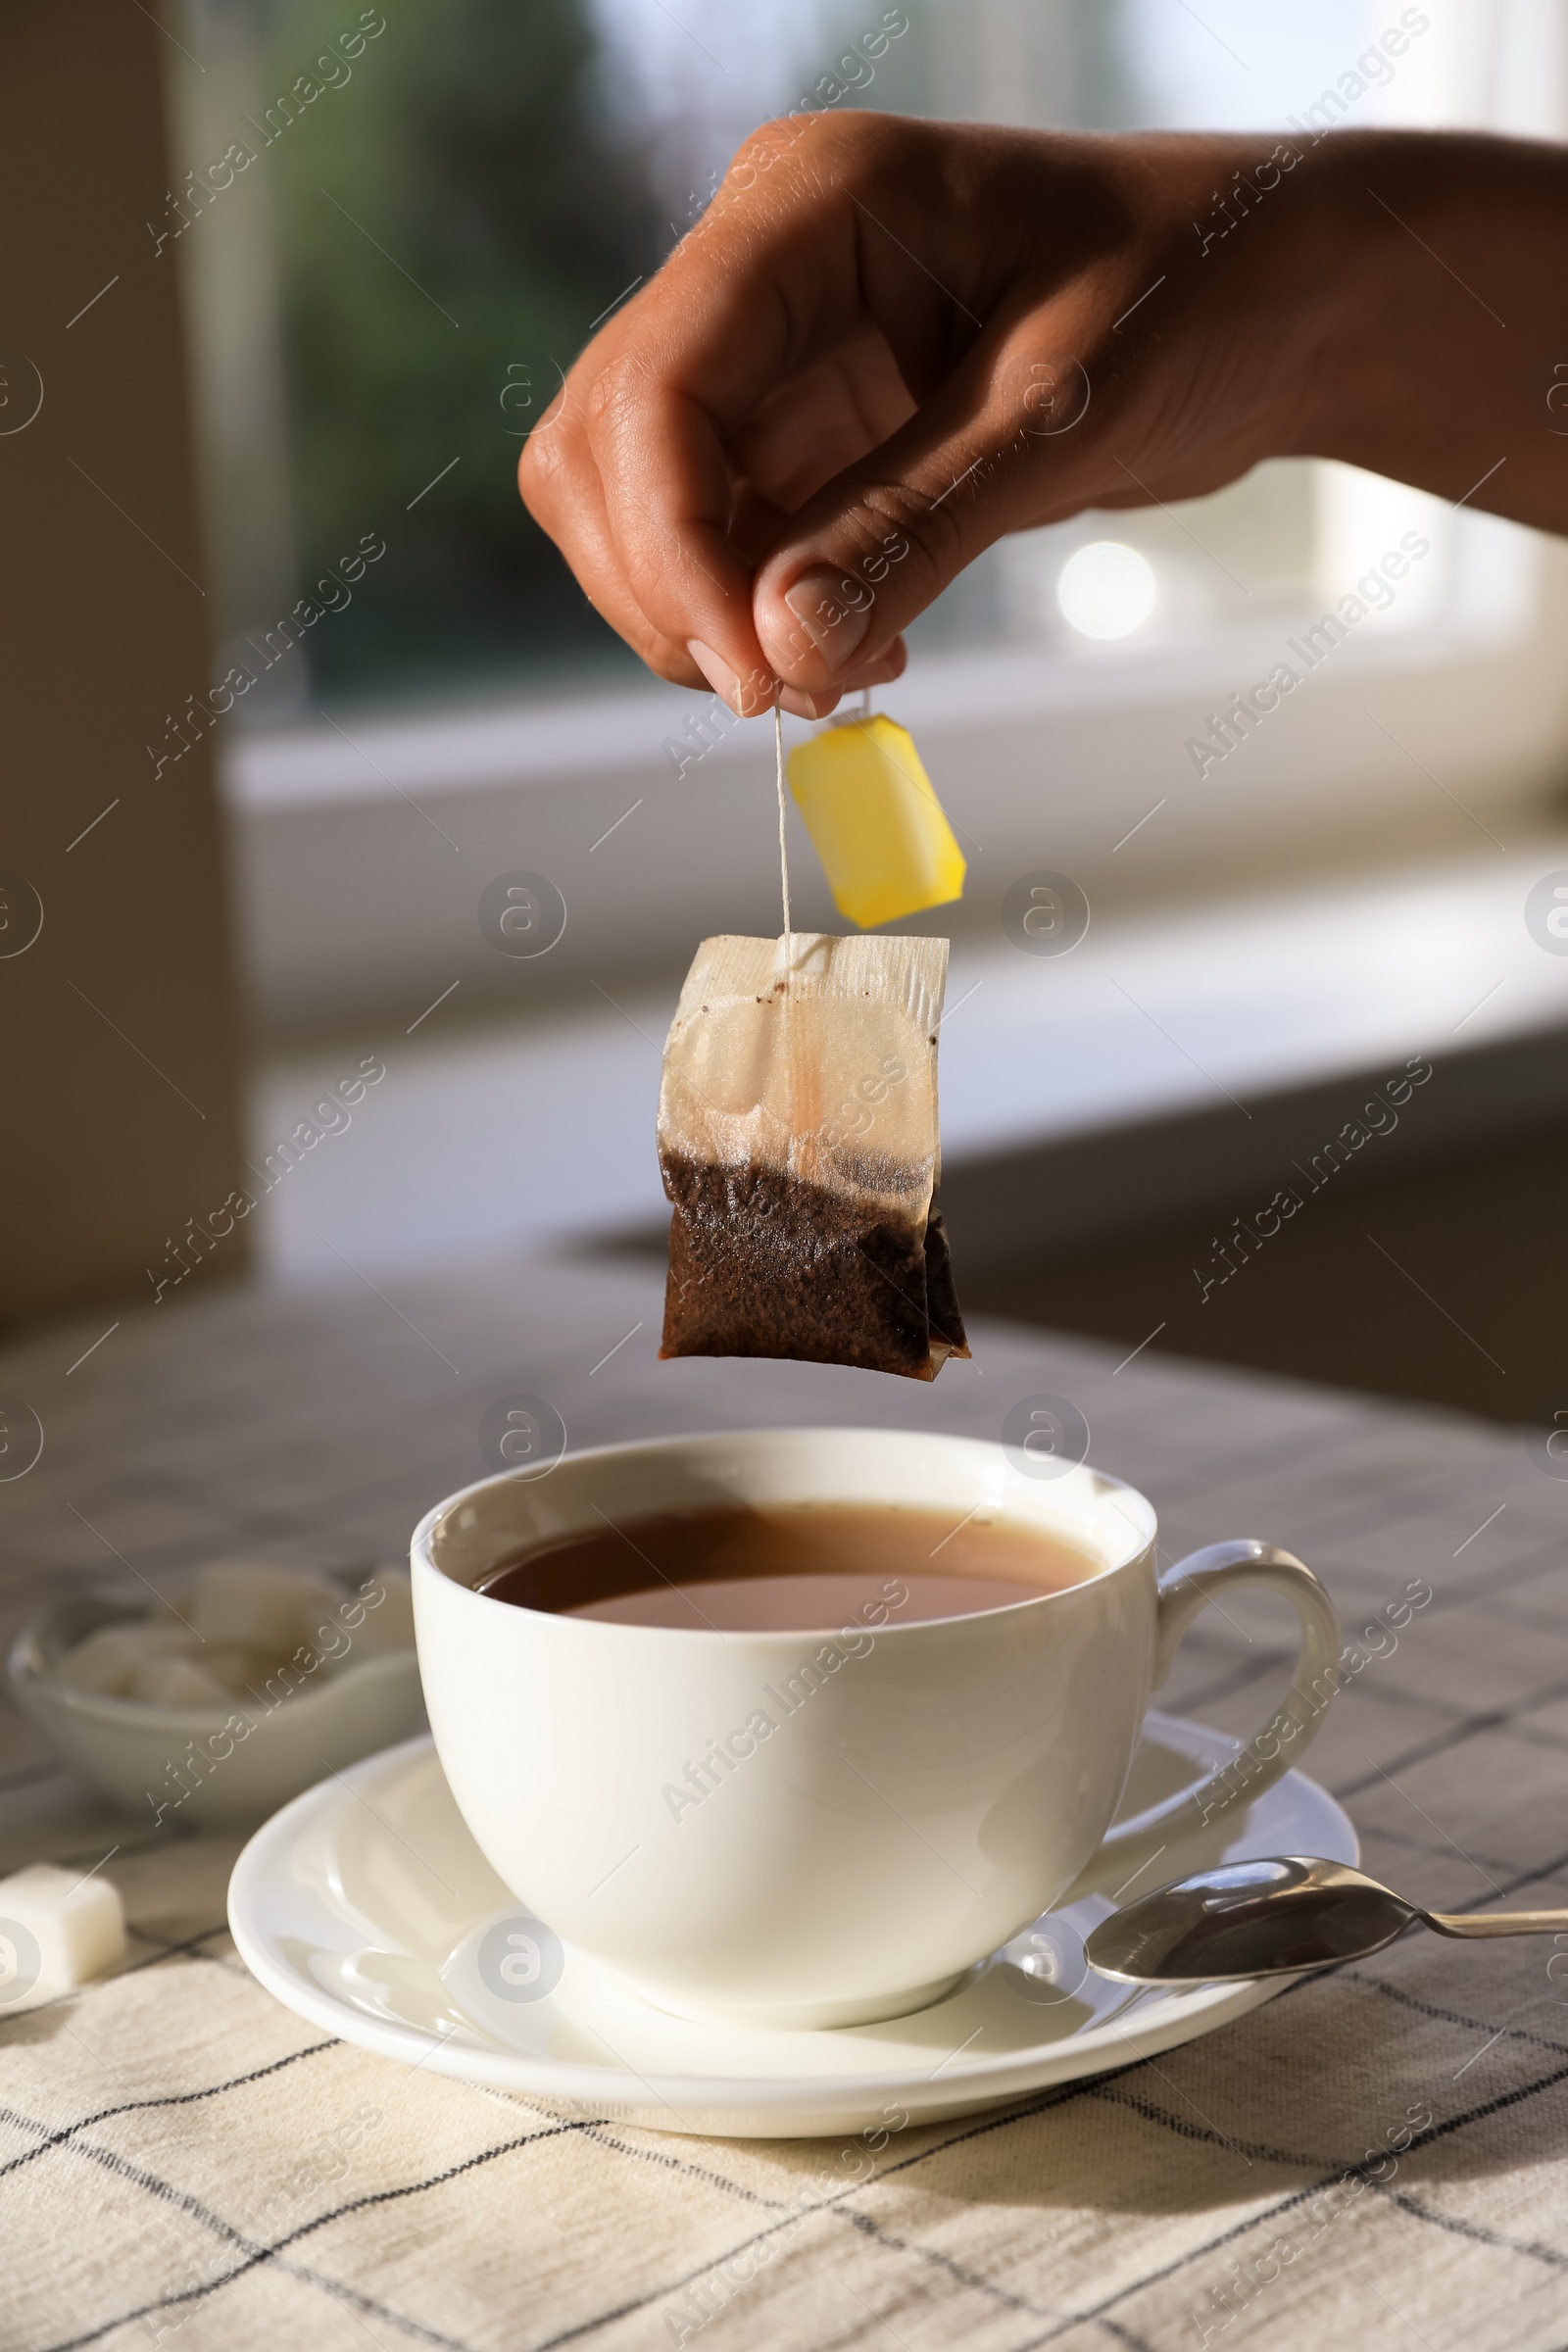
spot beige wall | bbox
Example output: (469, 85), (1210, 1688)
(0, 2), (248, 1325)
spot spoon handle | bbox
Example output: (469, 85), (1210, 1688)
(1425, 1908), (1568, 1938)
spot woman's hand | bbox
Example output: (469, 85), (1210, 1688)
(518, 112), (1554, 718)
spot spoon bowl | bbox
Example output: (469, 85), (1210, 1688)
(1086, 1856), (1568, 1984)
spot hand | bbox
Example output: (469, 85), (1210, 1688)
(518, 113), (1555, 718)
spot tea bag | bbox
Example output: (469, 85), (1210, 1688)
(658, 931), (969, 1380)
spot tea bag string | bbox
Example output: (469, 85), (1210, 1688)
(773, 689), (793, 948)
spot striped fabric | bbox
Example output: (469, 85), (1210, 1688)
(2, 1254), (1565, 2350)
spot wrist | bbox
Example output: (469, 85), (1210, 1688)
(1280, 128), (1560, 506)
(1285, 129), (1433, 465)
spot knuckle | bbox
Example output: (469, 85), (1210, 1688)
(516, 424), (566, 511)
(744, 111), (801, 155)
(816, 105), (907, 170)
(515, 373), (594, 514)
(831, 111), (935, 198)
(583, 353), (652, 444)
(858, 482), (962, 587)
(722, 105), (897, 204)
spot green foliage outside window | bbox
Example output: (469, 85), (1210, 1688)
(262, 0), (667, 701)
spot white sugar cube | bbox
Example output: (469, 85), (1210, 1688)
(138, 1623), (205, 1656)
(53, 1621), (198, 1695)
(52, 1625), (146, 1695)
(129, 1657), (236, 1709)
(200, 1644), (268, 1695)
(191, 1561), (340, 1650)
(351, 1573), (415, 1651)
(0, 1864), (125, 2004)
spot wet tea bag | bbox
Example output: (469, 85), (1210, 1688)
(657, 930), (969, 1379)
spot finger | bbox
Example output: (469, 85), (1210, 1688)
(525, 338), (782, 710)
(751, 325), (1106, 689)
(732, 327), (916, 514)
(525, 111), (991, 705)
(520, 395), (743, 697)
(840, 635), (907, 692)
(572, 118), (965, 710)
(690, 633), (905, 722)
(575, 332), (804, 714)
(775, 634), (906, 721)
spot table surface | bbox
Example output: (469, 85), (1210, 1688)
(3, 1251), (1566, 2352)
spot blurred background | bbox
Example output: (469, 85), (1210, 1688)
(11, 0), (1568, 1422)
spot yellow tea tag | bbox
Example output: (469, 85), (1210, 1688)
(786, 714), (965, 930)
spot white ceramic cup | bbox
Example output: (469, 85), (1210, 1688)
(412, 1428), (1340, 2030)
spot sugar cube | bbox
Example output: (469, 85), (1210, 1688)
(51, 1625), (148, 1695)
(0, 1863), (125, 2005)
(137, 1623), (205, 1656)
(191, 1561), (341, 1650)
(199, 1644), (269, 1694)
(129, 1656), (236, 1709)
(53, 1621), (198, 1695)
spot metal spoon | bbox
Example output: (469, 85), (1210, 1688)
(1085, 1856), (1568, 1984)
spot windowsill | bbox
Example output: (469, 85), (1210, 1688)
(250, 837), (1568, 1288)
(225, 608), (1532, 816)
(224, 552), (1568, 1046)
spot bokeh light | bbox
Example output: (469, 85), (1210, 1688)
(1056, 541), (1157, 639)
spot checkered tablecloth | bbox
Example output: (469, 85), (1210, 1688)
(3, 1252), (1566, 2351)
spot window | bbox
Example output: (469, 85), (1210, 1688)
(171, 0), (1568, 1036)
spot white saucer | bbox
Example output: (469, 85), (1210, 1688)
(227, 1715), (1356, 2139)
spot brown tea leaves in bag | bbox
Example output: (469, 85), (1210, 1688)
(658, 933), (969, 1380)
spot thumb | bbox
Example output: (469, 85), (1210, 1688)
(751, 337), (1095, 689)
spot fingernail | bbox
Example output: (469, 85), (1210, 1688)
(781, 570), (871, 670)
(779, 686), (837, 720)
(686, 640), (746, 712)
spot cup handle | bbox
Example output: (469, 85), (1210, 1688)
(1072, 1541), (1341, 1891)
